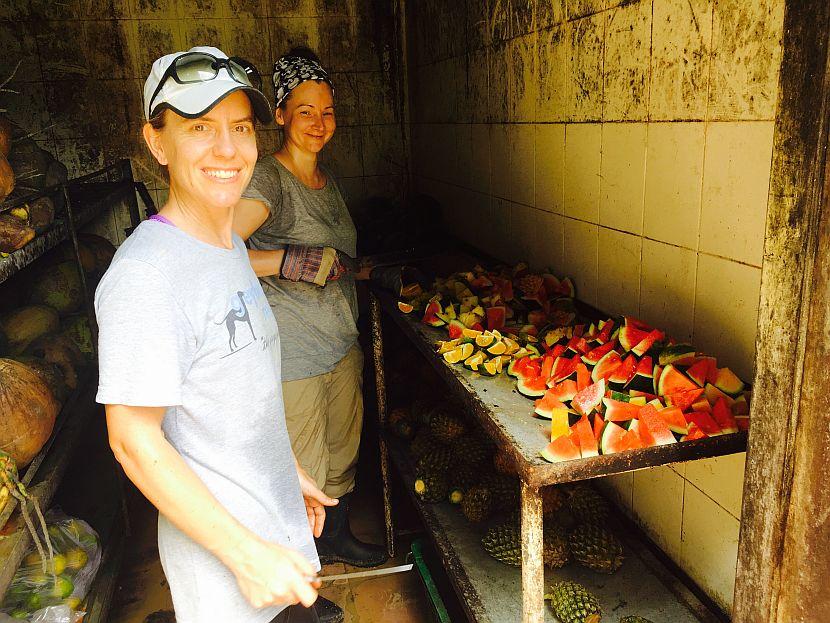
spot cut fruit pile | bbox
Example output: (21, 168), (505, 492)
(526, 316), (751, 463)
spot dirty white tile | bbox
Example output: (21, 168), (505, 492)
(692, 255), (761, 381)
(509, 32), (537, 123)
(633, 466), (685, 562)
(568, 14), (605, 121)
(470, 124), (491, 195)
(680, 485), (741, 613)
(508, 124), (536, 206)
(537, 24), (570, 122)
(598, 472), (634, 515)
(640, 239), (697, 342)
(563, 219), (598, 306)
(603, 0), (652, 121)
(685, 453), (747, 520)
(537, 211), (566, 274)
(490, 124), (510, 200)
(535, 124), (566, 213)
(597, 227), (642, 318)
(643, 122), (705, 250)
(699, 121), (774, 266)
(600, 123), (647, 234)
(489, 41), (511, 123)
(564, 123), (601, 223)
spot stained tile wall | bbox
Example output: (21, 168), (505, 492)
(0, 0), (406, 219)
(407, 0), (784, 612)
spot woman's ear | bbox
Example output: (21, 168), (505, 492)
(142, 122), (169, 166)
(274, 108), (286, 128)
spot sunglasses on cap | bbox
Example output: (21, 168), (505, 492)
(147, 51), (263, 119)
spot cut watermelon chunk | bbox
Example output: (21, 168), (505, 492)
(600, 422), (628, 454)
(619, 429), (645, 451)
(638, 405), (676, 446)
(556, 278), (575, 298)
(659, 406), (689, 435)
(628, 419), (654, 447)
(735, 416), (750, 431)
(573, 415), (599, 458)
(618, 325), (651, 352)
(602, 397), (642, 422)
(447, 319), (466, 340)
(592, 414), (605, 440)
(682, 423), (708, 441)
(548, 343), (567, 359)
(653, 364), (663, 394)
(517, 375), (548, 398)
(582, 341), (616, 367)
(550, 409), (571, 440)
(631, 329), (664, 357)
(732, 394), (750, 415)
(540, 435), (581, 463)
(534, 393), (569, 420)
(595, 319), (614, 344)
(664, 388), (705, 412)
(551, 357), (580, 384)
(714, 367), (746, 396)
(548, 380), (579, 403)
(608, 354), (638, 388)
(657, 364), (699, 396)
(685, 410), (722, 436)
(685, 359), (711, 387)
(658, 343), (696, 366)
(629, 389), (658, 402)
(592, 350), (623, 383)
(711, 398), (739, 434)
(486, 306), (507, 331)
(541, 354), (556, 380)
(508, 356), (542, 380)
(624, 316), (653, 332)
(572, 379), (606, 416)
(691, 398), (712, 412)
(576, 363), (591, 392)
(704, 383), (735, 407)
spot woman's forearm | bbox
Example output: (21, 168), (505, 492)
(248, 248), (285, 278)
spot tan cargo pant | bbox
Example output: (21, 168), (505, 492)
(281, 344), (364, 499)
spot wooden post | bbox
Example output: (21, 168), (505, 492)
(520, 481), (544, 623)
(733, 3), (830, 621)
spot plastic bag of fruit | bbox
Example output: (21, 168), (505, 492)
(0, 509), (101, 621)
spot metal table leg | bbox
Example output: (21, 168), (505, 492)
(370, 293), (396, 559)
(521, 481), (545, 623)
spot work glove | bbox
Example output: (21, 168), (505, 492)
(281, 245), (357, 286)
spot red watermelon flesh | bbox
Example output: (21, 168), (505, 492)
(691, 398), (712, 413)
(686, 359), (710, 387)
(573, 415), (599, 458)
(576, 363), (591, 392)
(632, 329), (665, 357)
(517, 375), (549, 398)
(542, 274), (560, 297)
(556, 277), (575, 298)
(732, 396), (750, 415)
(552, 357), (580, 384)
(659, 406), (689, 435)
(548, 344), (567, 358)
(582, 341), (616, 366)
(624, 316), (654, 332)
(619, 429), (645, 452)
(470, 322), (484, 332)
(735, 416), (750, 431)
(573, 324), (585, 338)
(541, 354), (556, 380)
(602, 398), (642, 422)
(665, 388), (705, 412)
(629, 389), (658, 401)
(447, 322), (464, 340)
(491, 277), (514, 302)
(685, 410), (722, 435)
(657, 365), (699, 396)
(591, 350), (623, 383)
(636, 355), (653, 376)
(486, 306), (506, 331)
(600, 422), (628, 454)
(534, 394), (569, 420)
(608, 354), (637, 386)
(595, 320), (614, 344)
(638, 405), (676, 446)
(572, 379), (605, 416)
(592, 414), (605, 440)
(548, 380), (579, 403)
(705, 359), (719, 385)
(711, 398), (739, 434)
(541, 434), (581, 463)
(470, 276), (493, 290)
(629, 419), (654, 447)
(704, 383), (735, 407)
(513, 357), (542, 380)
(683, 423), (708, 441)
(618, 325), (650, 351)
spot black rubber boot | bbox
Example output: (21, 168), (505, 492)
(315, 493), (389, 568)
(312, 595), (344, 623)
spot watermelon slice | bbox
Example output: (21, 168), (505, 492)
(422, 301), (446, 327)
(653, 364), (662, 394)
(517, 375), (548, 398)
(619, 429), (645, 451)
(573, 415), (599, 458)
(600, 422), (628, 454)
(664, 388), (705, 412)
(572, 379), (605, 416)
(657, 365), (699, 396)
(608, 354), (637, 389)
(682, 422), (708, 441)
(548, 343), (567, 358)
(551, 357), (580, 384)
(631, 329), (665, 357)
(602, 397), (642, 422)
(447, 319), (466, 340)
(624, 316), (654, 332)
(658, 343), (696, 366)
(508, 356), (542, 380)
(592, 414), (605, 440)
(591, 350), (623, 383)
(486, 306), (507, 331)
(557, 277), (575, 298)
(685, 358), (712, 387)
(595, 319), (614, 344)
(547, 380), (578, 403)
(735, 416), (750, 431)
(629, 389), (658, 402)
(534, 393), (570, 420)
(638, 405), (676, 446)
(659, 406), (689, 435)
(541, 434), (581, 462)
(540, 354), (556, 380)
(732, 394), (750, 415)
(685, 410), (722, 436)
(576, 363), (591, 392)
(704, 383), (735, 407)
(581, 341), (616, 367)
(542, 273), (560, 297)
(714, 367), (746, 396)
(618, 324), (650, 352)
(711, 398), (739, 434)
(691, 397), (712, 412)
(550, 409), (571, 440)
(628, 419), (654, 447)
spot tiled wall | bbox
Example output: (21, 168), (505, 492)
(0, 0), (406, 218)
(407, 0), (784, 612)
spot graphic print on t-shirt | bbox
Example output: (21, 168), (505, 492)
(215, 282), (279, 358)
(216, 291), (257, 355)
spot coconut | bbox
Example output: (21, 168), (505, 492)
(12, 355), (70, 404)
(0, 305), (60, 354)
(49, 240), (96, 275)
(60, 314), (93, 360)
(30, 261), (84, 316)
(0, 213), (34, 253)
(78, 233), (116, 274)
(0, 358), (59, 466)
(24, 333), (85, 390)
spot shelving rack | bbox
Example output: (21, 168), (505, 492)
(368, 252), (746, 623)
(0, 159), (139, 619)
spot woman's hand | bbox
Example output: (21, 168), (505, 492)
(296, 464), (338, 537)
(228, 535), (321, 609)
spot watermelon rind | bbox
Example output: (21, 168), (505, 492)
(714, 367), (746, 396)
(704, 383), (735, 406)
(658, 343), (696, 366)
(540, 435), (581, 463)
(600, 422), (628, 454)
(602, 397), (642, 422)
(657, 364), (698, 396)
(591, 350), (622, 384)
(517, 376), (548, 398)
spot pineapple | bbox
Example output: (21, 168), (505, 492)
(619, 617), (655, 623)
(483, 473), (520, 512)
(481, 523), (522, 566)
(543, 522), (571, 569)
(545, 581), (602, 623)
(566, 484), (610, 524)
(568, 524), (624, 574)
(448, 461), (480, 492)
(461, 484), (492, 523)
(450, 434), (493, 469)
(542, 486), (566, 518)
(411, 398), (438, 426)
(414, 471), (449, 503)
(416, 446), (453, 473)
(428, 408), (466, 443)
(410, 429), (438, 459)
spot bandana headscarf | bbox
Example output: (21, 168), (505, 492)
(272, 55), (334, 108)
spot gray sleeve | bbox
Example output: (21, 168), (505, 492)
(95, 259), (195, 407)
(241, 158), (282, 218)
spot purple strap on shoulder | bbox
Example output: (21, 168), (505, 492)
(149, 214), (176, 227)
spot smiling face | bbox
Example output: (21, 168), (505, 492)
(275, 80), (335, 154)
(143, 91), (258, 211)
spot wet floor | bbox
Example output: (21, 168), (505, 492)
(109, 488), (434, 623)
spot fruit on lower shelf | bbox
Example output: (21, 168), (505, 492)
(414, 470), (449, 503)
(568, 524), (624, 574)
(545, 581), (602, 623)
(461, 484), (493, 523)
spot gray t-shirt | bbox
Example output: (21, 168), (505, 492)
(241, 156), (359, 381)
(95, 220), (318, 623)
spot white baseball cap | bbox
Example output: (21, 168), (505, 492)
(143, 46), (272, 124)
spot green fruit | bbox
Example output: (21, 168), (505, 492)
(65, 547), (88, 571)
(414, 471), (449, 503)
(481, 520), (571, 569)
(566, 484), (610, 524)
(461, 484), (492, 523)
(545, 581), (602, 623)
(50, 574), (74, 599)
(428, 409), (465, 443)
(569, 524), (624, 574)
(30, 261), (84, 315)
(10, 609), (30, 620)
(25, 592), (42, 610)
(416, 446), (453, 473)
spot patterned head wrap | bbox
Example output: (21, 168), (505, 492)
(272, 54), (334, 108)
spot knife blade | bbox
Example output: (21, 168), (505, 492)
(312, 563), (414, 583)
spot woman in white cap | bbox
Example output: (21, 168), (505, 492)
(96, 46), (334, 623)
(233, 47), (386, 619)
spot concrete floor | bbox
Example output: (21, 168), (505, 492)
(109, 489), (434, 623)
